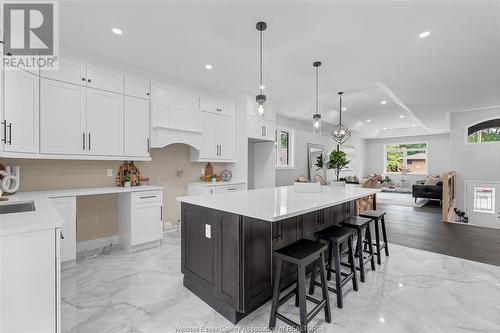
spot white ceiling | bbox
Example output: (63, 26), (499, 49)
(58, 1), (500, 138)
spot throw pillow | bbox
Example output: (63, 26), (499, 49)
(424, 176), (441, 186)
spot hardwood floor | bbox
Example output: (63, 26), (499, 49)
(379, 202), (500, 267)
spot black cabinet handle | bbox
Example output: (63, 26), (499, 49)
(82, 132), (86, 150)
(1, 120), (6, 143)
(87, 79), (92, 83)
(81, 77), (86, 81)
(60, 231), (65, 239)
(160, 206), (163, 221)
(146, 92), (150, 96)
(140, 195), (157, 199)
(88, 133), (91, 150)
(147, 138), (150, 153)
(7, 123), (12, 145)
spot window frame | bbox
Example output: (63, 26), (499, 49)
(383, 142), (428, 175)
(275, 127), (295, 169)
(464, 116), (500, 146)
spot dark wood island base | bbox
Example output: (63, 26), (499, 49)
(181, 200), (359, 324)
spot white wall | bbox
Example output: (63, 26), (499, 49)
(365, 134), (450, 185)
(275, 115), (366, 186)
(449, 107), (500, 209)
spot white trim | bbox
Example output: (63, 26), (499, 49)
(382, 141), (429, 176)
(76, 235), (120, 253)
(274, 127), (295, 168)
(463, 115), (500, 145)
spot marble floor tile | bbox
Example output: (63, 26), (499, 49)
(62, 231), (500, 333)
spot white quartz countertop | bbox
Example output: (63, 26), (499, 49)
(188, 180), (246, 187)
(0, 185), (163, 237)
(177, 185), (379, 222)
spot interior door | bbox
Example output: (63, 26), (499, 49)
(3, 70), (39, 153)
(124, 96), (150, 157)
(466, 182), (500, 229)
(86, 89), (124, 156)
(40, 79), (86, 154)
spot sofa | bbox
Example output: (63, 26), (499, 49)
(412, 179), (443, 204)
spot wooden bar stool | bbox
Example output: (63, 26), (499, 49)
(308, 225), (358, 309)
(341, 216), (375, 282)
(269, 239), (331, 333)
(359, 210), (389, 265)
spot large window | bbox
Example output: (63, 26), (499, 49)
(384, 143), (427, 174)
(275, 128), (293, 168)
(467, 119), (500, 143)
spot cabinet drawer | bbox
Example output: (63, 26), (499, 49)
(132, 190), (163, 203)
(213, 184), (244, 193)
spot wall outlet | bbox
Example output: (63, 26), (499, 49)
(205, 224), (211, 239)
(201, 168), (205, 176)
(107, 169), (113, 177)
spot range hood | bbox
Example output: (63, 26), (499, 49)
(151, 125), (202, 150)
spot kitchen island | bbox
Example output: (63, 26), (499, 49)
(177, 185), (379, 323)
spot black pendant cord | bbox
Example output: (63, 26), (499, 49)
(339, 92), (343, 125)
(315, 65), (319, 115)
(259, 28), (263, 95)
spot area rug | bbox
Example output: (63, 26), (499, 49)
(377, 192), (430, 207)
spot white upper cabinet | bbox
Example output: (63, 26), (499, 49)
(247, 98), (276, 142)
(41, 58), (87, 86)
(191, 112), (235, 161)
(200, 95), (235, 118)
(124, 96), (150, 158)
(40, 79), (86, 155)
(124, 76), (150, 99)
(86, 64), (124, 93)
(2, 70), (39, 153)
(86, 89), (124, 156)
(151, 83), (201, 133)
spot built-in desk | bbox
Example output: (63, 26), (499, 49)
(6, 185), (164, 262)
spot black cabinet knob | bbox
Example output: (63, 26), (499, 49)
(82, 77), (86, 81)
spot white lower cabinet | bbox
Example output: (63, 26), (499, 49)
(187, 182), (246, 195)
(118, 190), (163, 251)
(50, 197), (77, 262)
(0, 228), (60, 333)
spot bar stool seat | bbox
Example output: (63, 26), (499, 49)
(359, 210), (389, 265)
(269, 239), (331, 333)
(309, 225), (358, 309)
(341, 216), (375, 282)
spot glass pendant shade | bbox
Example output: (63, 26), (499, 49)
(313, 114), (322, 135)
(330, 91), (351, 144)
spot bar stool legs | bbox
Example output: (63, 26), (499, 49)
(381, 215), (389, 257)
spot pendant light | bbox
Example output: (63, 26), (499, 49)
(331, 92), (351, 145)
(256, 21), (267, 117)
(312, 61), (322, 135)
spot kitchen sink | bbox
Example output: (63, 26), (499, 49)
(0, 201), (36, 214)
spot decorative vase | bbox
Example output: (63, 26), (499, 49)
(124, 181), (131, 188)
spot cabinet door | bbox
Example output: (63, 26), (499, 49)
(200, 96), (235, 118)
(40, 79), (86, 154)
(272, 217), (300, 284)
(50, 197), (76, 262)
(0, 229), (56, 333)
(41, 58), (86, 86)
(3, 70), (39, 153)
(86, 65), (124, 93)
(86, 89), (124, 156)
(124, 76), (150, 99)
(301, 211), (319, 240)
(131, 202), (163, 246)
(124, 96), (150, 157)
(217, 116), (235, 160)
(263, 121), (275, 141)
(199, 112), (218, 159)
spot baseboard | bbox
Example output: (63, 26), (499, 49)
(76, 235), (120, 252)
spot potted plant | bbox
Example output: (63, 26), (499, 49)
(123, 174), (131, 187)
(328, 149), (350, 186)
(453, 208), (469, 223)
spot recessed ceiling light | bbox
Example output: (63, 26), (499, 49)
(398, 282), (404, 287)
(112, 28), (123, 35)
(419, 31), (430, 38)
(366, 119), (371, 123)
(399, 115), (405, 119)
(205, 64), (213, 70)
(342, 107), (347, 111)
(411, 124), (416, 127)
(380, 100), (387, 105)
(383, 127), (387, 130)
(379, 317), (385, 323)
(259, 84), (266, 90)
